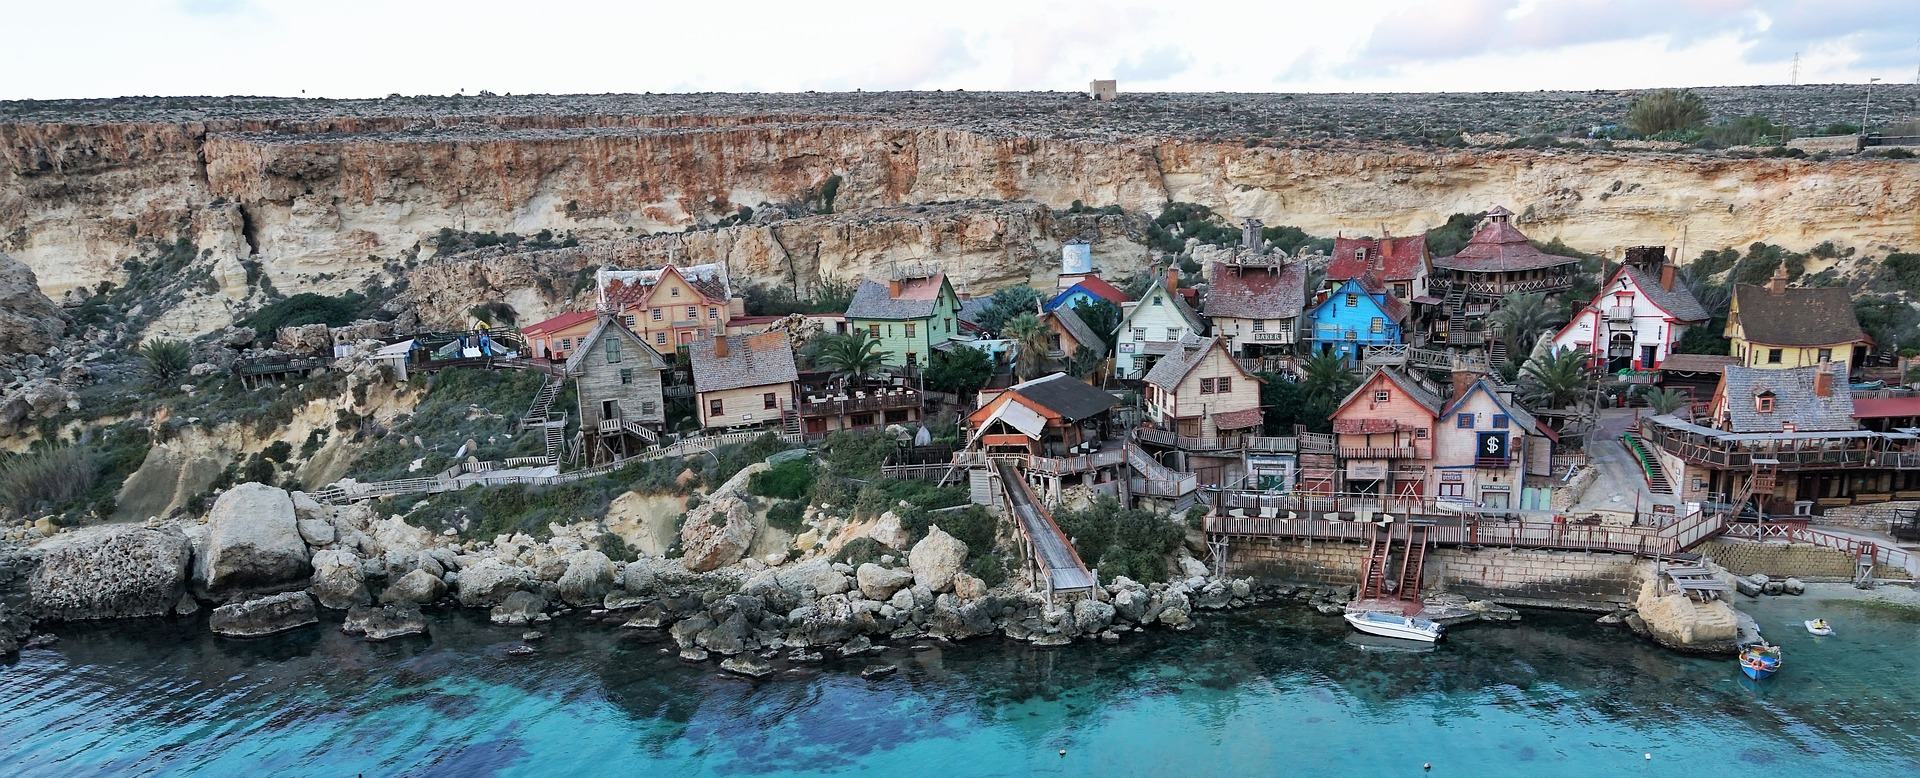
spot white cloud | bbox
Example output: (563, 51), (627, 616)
(1, 0), (1911, 99)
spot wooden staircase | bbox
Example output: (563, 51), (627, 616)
(541, 415), (568, 465)
(1358, 523), (1394, 600)
(1621, 432), (1675, 495)
(1726, 460), (1779, 519)
(1489, 339), (1508, 366)
(780, 411), (802, 438)
(1395, 524), (1430, 601)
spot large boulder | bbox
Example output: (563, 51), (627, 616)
(0, 252), (65, 356)
(210, 591), (319, 638)
(776, 559), (851, 597)
(381, 568), (447, 605)
(555, 550), (617, 607)
(866, 511), (911, 551)
(855, 564), (914, 600)
(490, 591), (547, 626)
(29, 525), (191, 621)
(619, 557), (696, 595)
(909, 525), (969, 593)
(205, 483), (310, 595)
(342, 603), (428, 641)
(455, 558), (529, 607)
(1633, 580), (1740, 655)
(308, 549), (370, 610)
(679, 493), (757, 573)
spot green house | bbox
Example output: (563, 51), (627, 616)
(844, 270), (962, 370)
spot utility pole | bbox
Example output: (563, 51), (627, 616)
(1791, 52), (1799, 86)
(1863, 77), (1881, 134)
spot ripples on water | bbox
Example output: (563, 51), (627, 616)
(3, 591), (1917, 777)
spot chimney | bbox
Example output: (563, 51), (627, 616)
(1449, 368), (1482, 404)
(713, 331), (730, 358)
(888, 279), (903, 297)
(1813, 364), (1832, 398)
(1660, 263), (1676, 292)
(1380, 235), (1394, 260)
(1242, 218), (1264, 252)
(1166, 267), (1179, 294)
(1767, 264), (1788, 295)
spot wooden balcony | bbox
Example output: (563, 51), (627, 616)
(1639, 417), (1916, 471)
(1339, 446), (1418, 460)
(1474, 456), (1511, 469)
(795, 390), (923, 418)
(1136, 426), (1241, 451)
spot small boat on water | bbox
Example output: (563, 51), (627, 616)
(1804, 619), (1833, 636)
(1344, 610), (1443, 643)
(1739, 643), (1782, 680)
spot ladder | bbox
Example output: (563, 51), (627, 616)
(1358, 523), (1394, 600)
(1395, 524), (1430, 601)
(780, 410), (802, 438)
(1489, 340), (1508, 366)
(542, 415), (568, 464)
(1853, 543), (1877, 589)
(519, 373), (564, 432)
(1726, 459), (1779, 519)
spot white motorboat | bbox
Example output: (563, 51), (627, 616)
(1804, 619), (1833, 636)
(1344, 610), (1444, 643)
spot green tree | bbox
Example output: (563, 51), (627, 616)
(1673, 324), (1731, 355)
(1066, 345), (1104, 380)
(136, 339), (191, 385)
(1626, 89), (1709, 136)
(1644, 387), (1690, 416)
(1257, 374), (1312, 435)
(815, 331), (891, 383)
(1489, 292), (1556, 361)
(1424, 212), (1486, 257)
(1069, 298), (1122, 350)
(1003, 313), (1054, 380)
(977, 286), (1044, 334)
(1299, 352), (1358, 408)
(1520, 348), (1591, 408)
(1052, 495), (1184, 584)
(926, 346), (993, 396)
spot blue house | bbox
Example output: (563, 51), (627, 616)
(1043, 275), (1131, 313)
(1304, 276), (1407, 362)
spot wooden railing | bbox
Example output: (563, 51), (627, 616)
(1640, 421), (1911, 471)
(1135, 427), (1242, 451)
(1208, 502), (1727, 558)
(1721, 523), (1920, 579)
(796, 390), (923, 417)
(1340, 446), (1417, 460)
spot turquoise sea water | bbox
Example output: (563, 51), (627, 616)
(3, 589), (1918, 777)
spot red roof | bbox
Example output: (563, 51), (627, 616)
(1072, 275), (1132, 305)
(1328, 235), (1427, 283)
(1213, 408), (1265, 431)
(521, 310), (597, 336)
(1852, 397), (1920, 419)
(1433, 206), (1580, 273)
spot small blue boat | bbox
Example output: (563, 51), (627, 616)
(1739, 644), (1782, 680)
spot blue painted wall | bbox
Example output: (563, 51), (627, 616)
(1304, 278), (1403, 361)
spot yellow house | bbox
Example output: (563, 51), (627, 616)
(599, 264), (747, 352)
(1725, 265), (1869, 371)
(689, 330), (799, 432)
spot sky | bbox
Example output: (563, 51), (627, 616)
(2, 0), (1916, 99)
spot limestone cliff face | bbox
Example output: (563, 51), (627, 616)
(5, 115), (1918, 316)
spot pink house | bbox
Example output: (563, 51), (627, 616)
(1327, 368), (1444, 500)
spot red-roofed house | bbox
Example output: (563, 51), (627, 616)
(597, 264), (747, 352)
(522, 310), (599, 362)
(1204, 253), (1307, 359)
(1432, 206), (1584, 346)
(1327, 234), (1430, 303)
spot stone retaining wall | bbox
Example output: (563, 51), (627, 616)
(1219, 539), (1642, 607)
(1695, 538), (1900, 580)
(1815, 501), (1918, 534)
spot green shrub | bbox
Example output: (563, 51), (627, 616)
(766, 499), (808, 533)
(0, 445), (98, 517)
(1053, 496), (1184, 584)
(832, 536), (890, 566)
(749, 459), (814, 500)
(819, 429), (898, 478)
(1626, 89), (1708, 136)
(1885, 252), (1920, 296)
(262, 440), (294, 463)
(241, 292), (379, 336)
(598, 532), (639, 563)
(405, 472), (629, 539)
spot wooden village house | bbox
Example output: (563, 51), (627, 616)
(567, 314), (669, 463)
(1548, 247), (1710, 373)
(1726, 264), (1870, 372)
(689, 330), (800, 434)
(844, 267), (964, 371)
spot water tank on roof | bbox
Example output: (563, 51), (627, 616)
(1061, 241), (1092, 275)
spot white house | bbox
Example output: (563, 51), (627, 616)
(1114, 271), (1204, 377)
(1547, 256), (1709, 373)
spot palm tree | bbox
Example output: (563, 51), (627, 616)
(1003, 313), (1054, 380)
(1066, 345), (1104, 381)
(1299, 352), (1357, 406)
(814, 332), (890, 384)
(1644, 387), (1690, 416)
(1490, 292), (1555, 360)
(137, 339), (191, 385)
(1520, 347), (1591, 408)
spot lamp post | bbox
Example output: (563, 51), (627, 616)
(1863, 77), (1881, 134)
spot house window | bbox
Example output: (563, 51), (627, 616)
(1414, 428), (1428, 439)
(708, 307), (718, 320)
(1456, 413), (1475, 429)
(1756, 393), (1775, 413)
(1216, 376), (1231, 393)
(605, 339), (622, 363)
(1165, 327), (1179, 340)
(1439, 483), (1465, 498)
(1817, 348), (1832, 362)
(686, 306), (696, 320)
(655, 333), (666, 345)
(670, 287), (680, 297)
(641, 401), (656, 415)
(1152, 297), (1164, 306)
(1252, 320), (1266, 333)
(560, 338), (573, 350)
(904, 323), (916, 338)
(651, 308), (663, 322)
(851, 413), (874, 427)
(1373, 390), (1390, 403)
(1200, 378), (1216, 395)
(1493, 414), (1508, 429)
(1345, 294), (1358, 307)
(905, 352), (917, 366)
(709, 398), (724, 417)
(619, 368), (633, 385)
(1767, 348), (1783, 364)
(624, 315), (637, 328)
(1370, 317), (1384, 334)
(1132, 327), (1147, 340)
(868, 324), (880, 337)
(763, 392), (777, 410)
(1278, 321), (1293, 337)
(884, 409), (909, 424)
(1392, 284), (1408, 298)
